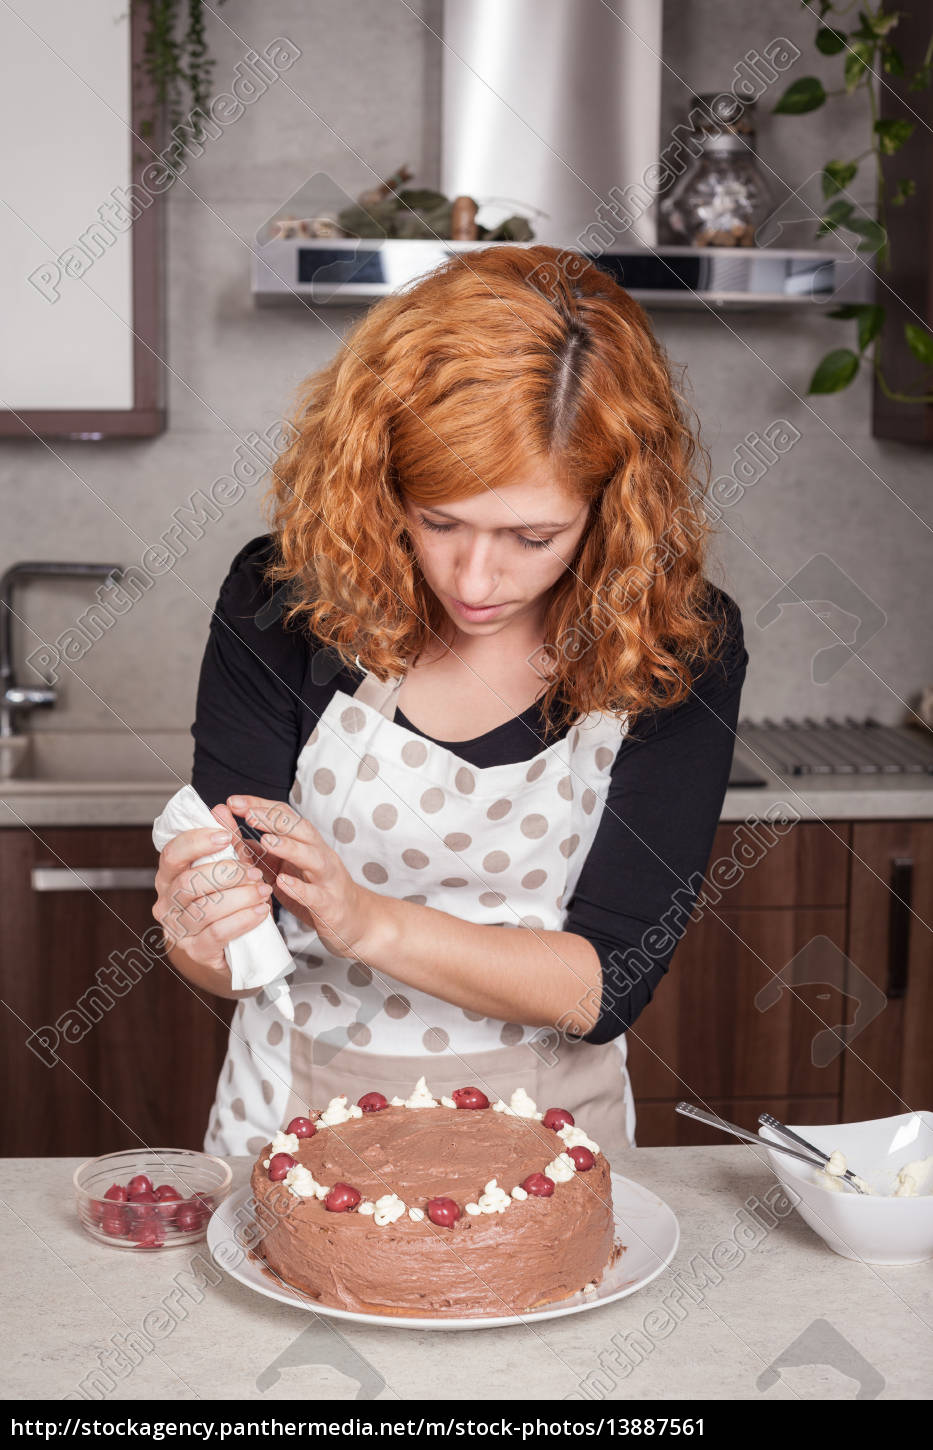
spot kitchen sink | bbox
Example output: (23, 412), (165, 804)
(0, 730), (189, 794)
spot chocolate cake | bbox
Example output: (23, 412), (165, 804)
(249, 1078), (616, 1317)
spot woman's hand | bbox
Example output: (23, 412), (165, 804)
(227, 794), (382, 961)
(152, 803), (274, 974)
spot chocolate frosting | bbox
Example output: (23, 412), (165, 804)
(251, 1106), (615, 1317)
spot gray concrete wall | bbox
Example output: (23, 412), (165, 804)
(1, 0), (928, 762)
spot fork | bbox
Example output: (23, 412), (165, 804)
(758, 1113), (868, 1195)
(674, 1103), (866, 1192)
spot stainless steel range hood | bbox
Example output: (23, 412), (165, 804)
(250, 0), (869, 311)
(440, 0), (662, 248)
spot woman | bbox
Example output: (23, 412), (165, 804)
(153, 243), (746, 1162)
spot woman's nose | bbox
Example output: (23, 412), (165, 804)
(454, 540), (500, 597)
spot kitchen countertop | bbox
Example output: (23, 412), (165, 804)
(718, 765), (933, 822)
(3, 1148), (931, 1402)
(0, 785), (183, 830)
(2, 732), (933, 827)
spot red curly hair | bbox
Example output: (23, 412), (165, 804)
(265, 243), (717, 732)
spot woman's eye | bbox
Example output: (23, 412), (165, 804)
(419, 516), (551, 550)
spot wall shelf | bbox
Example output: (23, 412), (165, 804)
(251, 238), (871, 312)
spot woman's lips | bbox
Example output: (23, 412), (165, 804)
(449, 596), (509, 620)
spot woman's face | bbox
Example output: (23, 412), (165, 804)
(402, 461), (590, 637)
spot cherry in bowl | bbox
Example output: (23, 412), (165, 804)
(74, 1149), (232, 1251)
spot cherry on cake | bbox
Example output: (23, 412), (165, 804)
(249, 1077), (616, 1317)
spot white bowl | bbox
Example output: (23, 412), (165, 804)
(759, 1112), (933, 1265)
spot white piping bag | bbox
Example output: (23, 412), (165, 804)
(152, 784), (295, 1020)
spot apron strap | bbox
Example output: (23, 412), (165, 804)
(352, 668), (404, 720)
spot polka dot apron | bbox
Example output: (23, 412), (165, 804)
(204, 668), (638, 1161)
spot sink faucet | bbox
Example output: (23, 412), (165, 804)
(0, 561), (124, 738)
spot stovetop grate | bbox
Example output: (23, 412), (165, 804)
(737, 718), (933, 776)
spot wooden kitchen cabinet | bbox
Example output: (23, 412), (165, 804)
(0, 827), (232, 1156)
(629, 819), (933, 1145)
(841, 821), (933, 1121)
(628, 821), (852, 1143)
(627, 906), (849, 1101)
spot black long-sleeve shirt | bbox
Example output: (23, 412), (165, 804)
(191, 535), (747, 1044)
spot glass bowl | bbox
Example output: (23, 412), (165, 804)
(74, 1147), (233, 1250)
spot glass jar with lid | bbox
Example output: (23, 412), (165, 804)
(660, 94), (775, 247)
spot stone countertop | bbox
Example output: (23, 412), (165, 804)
(3, 1148), (931, 1402)
(718, 767), (933, 822)
(0, 784), (179, 830)
(4, 777), (933, 828)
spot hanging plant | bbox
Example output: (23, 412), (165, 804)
(134, 0), (228, 165)
(773, 2), (933, 402)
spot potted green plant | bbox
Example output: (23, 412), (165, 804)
(773, 2), (933, 402)
(135, 0), (228, 163)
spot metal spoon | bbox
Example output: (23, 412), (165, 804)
(758, 1113), (868, 1195)
(674, 1103), (866, 1193)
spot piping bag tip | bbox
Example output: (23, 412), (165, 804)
(264, 977), (295, 1022)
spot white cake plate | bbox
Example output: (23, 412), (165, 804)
(207, 1172), (680, 1331)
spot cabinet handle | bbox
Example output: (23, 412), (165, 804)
(886, 857), (913, 1000)
(31, 867), (156, 892)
